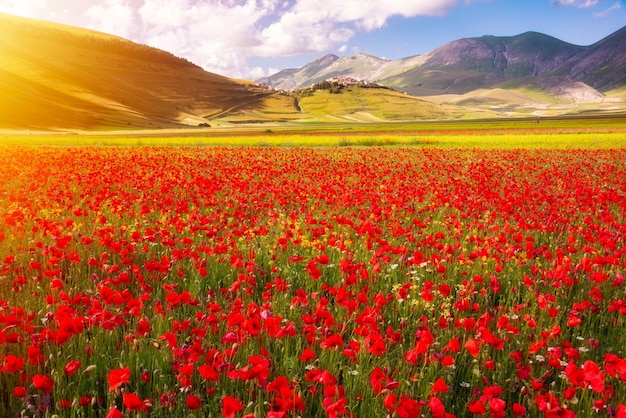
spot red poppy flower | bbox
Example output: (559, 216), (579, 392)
(266, 376), (289, 394)
(222, 396), (243, 418)
(199, 364), (220, 381)
(320, 333), (343, 350)
(123, 392), (145, 412)
(432, 377), (449, 394)
(468, 400), (486, 414)
(604, 354), (626, 380)
(64, 360), (82, 376)
(105, 407), (124, 418)
(489, 398), (506, 415)
(383, 393), (397, 412)
(512, 403), (526, 416)
(141, 370), (151, 383)
(429, 396), (446, 418)
(582, 360), (605, 393)
(442, 338), (459, 354)
(323, 396), (347, 416)
(186, 394), (202, 410)
(440, 355), (455, 367)
(465, 338), (480, 357)
(2, 355), (24, 373)
(32, 374), (54, 393)
(137, 317), (151, 336)
(396, 395), (420, 418)
(299, 348), (316, 362)
(108, 367), (131, 391)
(12, 386), (27, 397)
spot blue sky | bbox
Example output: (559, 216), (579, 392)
(1, 0), (624, 79)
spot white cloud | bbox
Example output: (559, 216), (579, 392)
(0, 0), (48, 17)
(84, 0), (135, 38)
(136, 0), (277, 77)
(0, 0), (464, 78)
(553, 0), (600, 7)
(137, 0), (188, 28)
(256, 0), (457, 55)
(593, 1), (621, 17)
(256, 11), (354, 56)
(247, 66), (276, 79)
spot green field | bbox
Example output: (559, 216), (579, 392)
(2, 116), (625, 148)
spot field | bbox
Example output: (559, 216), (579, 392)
(1, 126), (626, 417)
(2, 117), (626, 148)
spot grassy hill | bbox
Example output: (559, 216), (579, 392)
(0, 13), (299, 130)
(296, 85), (496, 122)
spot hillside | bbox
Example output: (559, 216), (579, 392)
(294, 84), (490, 122)
(383, 32), (584, 95)
(0, 13), (299, 130)
(553, 26), (626, 91)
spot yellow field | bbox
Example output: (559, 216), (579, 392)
(2, 130), (625, 148)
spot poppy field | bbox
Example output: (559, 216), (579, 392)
(1, 144), (625, 417)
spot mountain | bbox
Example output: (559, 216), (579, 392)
(259, 54), (342, 90)
(258, 53), (429, 90)
(259, 27), (626, 105)
(385, 32), (584, 95)
(552, 25), (626, 91)
(0, 13), (299, 130)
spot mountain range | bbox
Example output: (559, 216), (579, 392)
(1, 12), (625, 131)
(258, 27), (626, 108)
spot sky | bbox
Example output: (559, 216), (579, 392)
(1, 0), (625, 79)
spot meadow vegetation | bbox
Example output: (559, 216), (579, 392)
(2, 117), (626, 148)
(0, 123), (625, 417)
